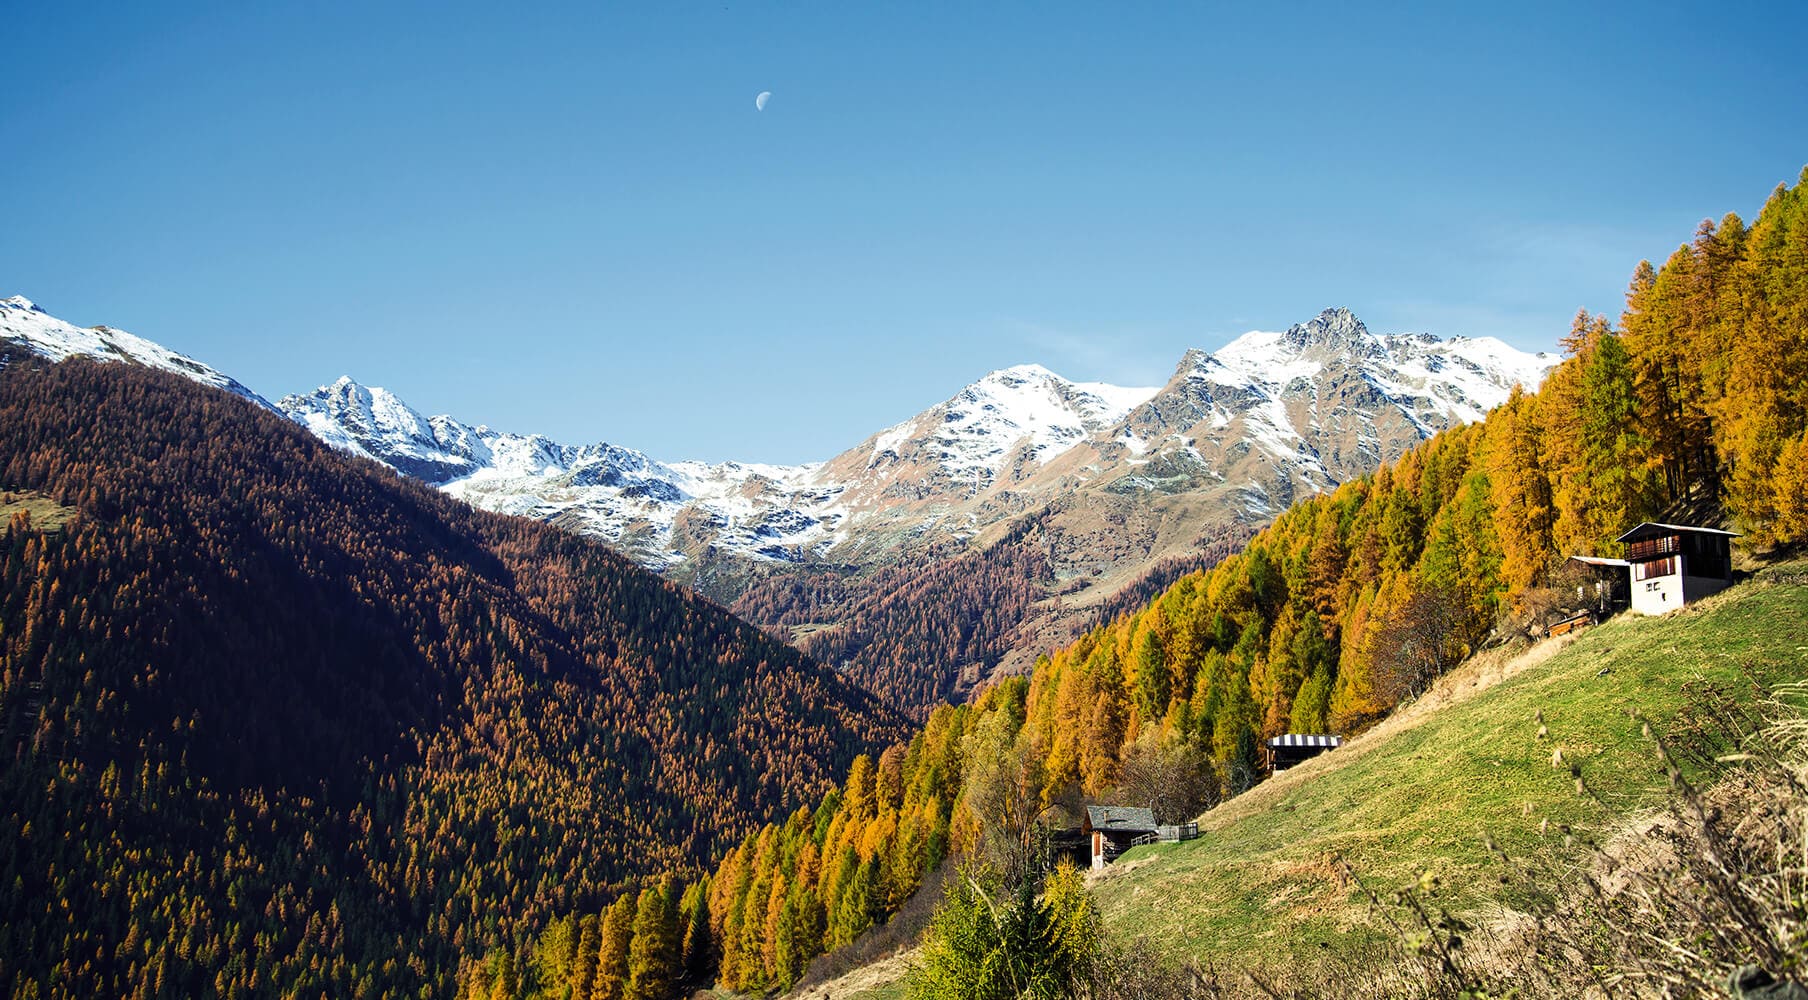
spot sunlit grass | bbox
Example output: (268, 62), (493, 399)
(1089, 565), (1808, 968)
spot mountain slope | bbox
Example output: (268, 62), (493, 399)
(797, 568), (1808, 999)
(1088, 566), (1808, 969)
(0, 349), (903, 1000)
(0, 294), (270, 407)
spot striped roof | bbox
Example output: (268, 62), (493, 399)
(1266, 734), (1341, 748)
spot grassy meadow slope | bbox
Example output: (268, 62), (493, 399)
(1087, 562), (1808, 968)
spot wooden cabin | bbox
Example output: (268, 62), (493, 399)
(1266, 733), (1341, 773)
(1616, 522), (1737, 615)
(1565, 554), (1632, 622)
(1084, 805), (1157, 870)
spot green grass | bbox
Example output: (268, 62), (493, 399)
(0, 488), (78, 533)
(1090, 566), (1808, 969)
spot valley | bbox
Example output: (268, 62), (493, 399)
(2, 46), (1803, 996)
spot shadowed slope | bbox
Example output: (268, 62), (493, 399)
(0, 350), (905, 1000)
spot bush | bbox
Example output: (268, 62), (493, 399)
(906, 863), (1098, 1000)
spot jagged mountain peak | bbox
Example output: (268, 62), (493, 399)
(854, 362), (1158, 485)
(1285, 306), (1371, 347)
(2, 295), (44, 312)
(308, 375), (419, 419)
(281, 376), (538, 484)
(1164, 309), (1374, 393)
(1174, 346), (1212, 372)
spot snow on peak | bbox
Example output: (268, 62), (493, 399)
(1190, 308), (1550, 410)
(274, 376), (843, 569)
(1124, 308), (1561, 503)
(1368, 332), (1557, 425)
(0, 295), (271, 408)
(280, 378), (452, 475)
(868, 363), (1158, 481)
(989, 362), (1058, 381)
(279, 377), (595, 484)
(1205, 329), (1326, 388)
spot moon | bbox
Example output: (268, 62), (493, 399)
(755, 91), (771, 111)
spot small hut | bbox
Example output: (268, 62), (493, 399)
(1617, 522), (1737, 615)
(1566, 554), (1632, 620)
(1084, 805), (1156, 870)
(1266, 733), (1341, 773)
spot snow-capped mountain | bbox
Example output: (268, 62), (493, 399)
(265, 307), (1552, 592)
(1, 294), (1556, 640)
(0, 296), (270, 407)
(272, 362), (1162, 573)
(857, 364), (1158, 487)
(279, 376), (837, 570)
(1094, 306), (1555, 513)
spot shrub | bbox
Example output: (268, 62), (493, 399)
(906, 863), (1098, 1000)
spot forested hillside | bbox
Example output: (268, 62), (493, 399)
(732, 519), (1255, 718)
(733, 518), (1055, 714)
(494, 167), (1808, 1000)
(0, 354), (903, 1000)
(1006, 168), (1808, 804)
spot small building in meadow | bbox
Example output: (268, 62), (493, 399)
(1084, 805), (1157, 870)
(1617, 522), (1737, 616)
(1266, 733), (1341, 773)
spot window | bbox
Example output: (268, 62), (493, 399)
(1634, 556), (1676, 581)
(1627, 535), (1680, 560)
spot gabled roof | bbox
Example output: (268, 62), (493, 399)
(1616, 522), (1740, 543)
(1086, 805), (1156, 832)
(1266, 733), (1341, 749)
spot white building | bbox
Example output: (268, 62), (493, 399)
(1618, 522), (1737, 616)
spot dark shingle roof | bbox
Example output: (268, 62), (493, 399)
(1086, 805), (1156, 832)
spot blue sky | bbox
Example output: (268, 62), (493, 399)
(3, 2), (1805, 462)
